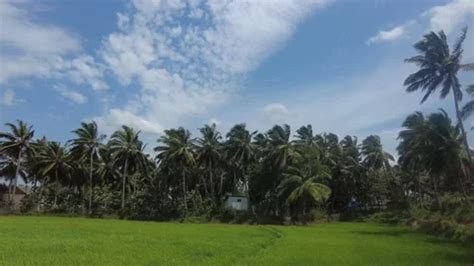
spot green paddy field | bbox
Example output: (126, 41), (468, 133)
(0, 216), (472, 265)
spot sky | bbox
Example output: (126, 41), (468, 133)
(1, 0), (474, 156)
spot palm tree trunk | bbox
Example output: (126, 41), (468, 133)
(182, 170), (187, 213)
(454, 93), (472, 165)
(37, 184), (44, 212)
(433, 175), (440, 208)
(54, 168), (59, 208)
(200, 175), (208, 198)
(89, 150), (94, 214)
(121, 158), (128, 210)
(7, 178), (13, 206)
(219, 172), (223, 195)
(11, 149), (22, 209)
(209, 170), (214, 200)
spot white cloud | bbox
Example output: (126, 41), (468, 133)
(96, 0), (330, 136)
(94, 108), (163, 135)
(366, 20), (417, 45)
(367, 26), (405, 45)
(54, 85), (87, 104)
(66, 55), (108, 91)
(0, 89), (24, 106)
(367, 0), (474, 46)
(426, 0), (474, 34)
(0, 0), (80, 56)
(0, 0), (107, 91)
(262, 103), (290, 124)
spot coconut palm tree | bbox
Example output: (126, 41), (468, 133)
(294, 125), (320, 148)
(398, 110), (467, 202)
(361, 135), (394, 171)
(267, 125), (300, 170)
(35, 142), (72, 208)
(404, 27), (471, 161)
(108, 126), (147, 210)
(155, 127), (195, 213)
(196, 124), (222, 200)
(0, 120), (34, 208)
(69, 121), (106, 213)
(225, 124), (257, 194)
(277, 167), (331, 221)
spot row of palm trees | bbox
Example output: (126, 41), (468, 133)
(0, 119), (400, 219)
(0, 27), (472, 221)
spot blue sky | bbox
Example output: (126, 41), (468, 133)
(1, 0), (474, 155)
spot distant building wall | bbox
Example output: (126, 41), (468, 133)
(224, 196), (248, 211)
(0, 186), (28, 209)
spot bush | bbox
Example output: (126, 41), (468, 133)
(417, 219), (474, 242)
(19, 194), (36, 213)
(308, 208), (329, 223)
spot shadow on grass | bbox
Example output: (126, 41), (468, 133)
(350, 229), (413, 237)
(350, 229), (474, 264)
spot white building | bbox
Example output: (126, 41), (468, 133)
(224, 196), (248, 211)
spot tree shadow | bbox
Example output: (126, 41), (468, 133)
(350, 229), (413, 237)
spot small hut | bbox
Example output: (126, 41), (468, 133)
(224, 195), (248, 211)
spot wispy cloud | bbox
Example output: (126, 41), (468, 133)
(0, 88), (24, 106)
(426, 0), (474, 34)
(0, 0), (107, 90)
(96, 0), (331, 136)
(54, 85), (87, 104)
(366, 20), (417, 45)
(367, 25), (405, 45)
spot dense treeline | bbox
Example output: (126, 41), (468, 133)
(0, 28), (473, 225)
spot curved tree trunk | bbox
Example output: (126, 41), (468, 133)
(11, 149), (22, 209)
(89, 150), (94, 214)
(454, 94), (472, 164)
(121, 158), (129, 210)
(453, 93), (472, 187)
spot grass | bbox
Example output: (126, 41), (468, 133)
(0, 216), (472, 265)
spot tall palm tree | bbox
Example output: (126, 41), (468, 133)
(398, 110), (467, 201)
(361, 135), (394, 172)
(196, 124), (222, 199)
(225, 124), (257, 194)
(0, 120), (34, 208)
(155, 127), (195, 213)
(404, 27), (471, 161)
(109, 126), (147, 210)
(69, 121), (106, 214)
(294, 125), (319, 148)
(267, 125), (300, 170)
(35, 142), (72, 208)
